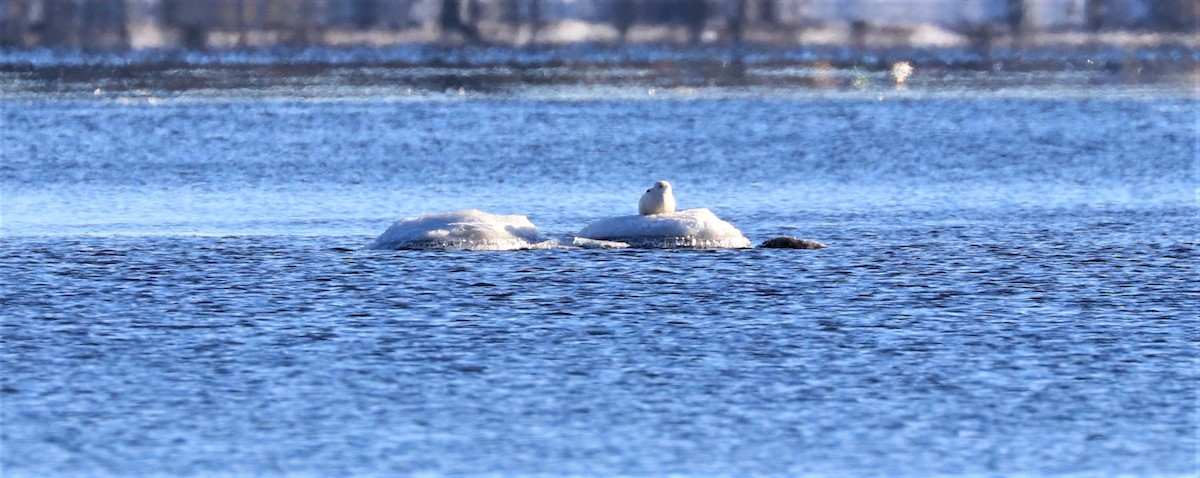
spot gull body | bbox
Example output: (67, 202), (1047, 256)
(638, 180), (676, 216)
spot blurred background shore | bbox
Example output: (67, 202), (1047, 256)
(2, 0), (1196, 51)
(1, 0), (1196, 93)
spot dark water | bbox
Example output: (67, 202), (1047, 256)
(2, 70), (1197, 476)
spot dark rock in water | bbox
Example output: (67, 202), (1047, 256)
(759, 237), (826, 249)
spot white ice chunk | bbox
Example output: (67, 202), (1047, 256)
(369, 210), (542, 251)
(571, 237), (631, 249)
(576, 208), (751, 249)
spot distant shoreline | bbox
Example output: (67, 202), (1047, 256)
(3, 36), (1197, 68)
(2, 40), (1196, 96)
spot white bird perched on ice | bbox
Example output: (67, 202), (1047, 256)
(638, 180), (676, 216)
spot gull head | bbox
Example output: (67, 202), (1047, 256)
(647, 180), (672, 193)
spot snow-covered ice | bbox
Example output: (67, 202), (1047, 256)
(370, 210), (545, 250)
(576, 208), (751, 249)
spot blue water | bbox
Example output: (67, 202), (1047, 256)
(1, 70), (1197, 476)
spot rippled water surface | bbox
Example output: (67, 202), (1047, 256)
(1, 63), (1197, 476)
